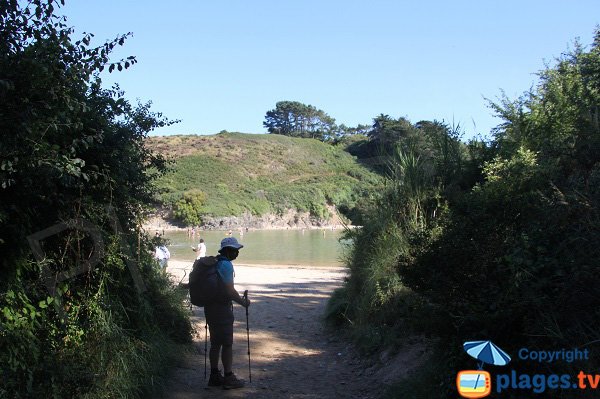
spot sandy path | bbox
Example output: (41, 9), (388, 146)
(160, 260), (384, 399)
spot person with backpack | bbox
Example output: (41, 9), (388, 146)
(200, 237), (250, 389)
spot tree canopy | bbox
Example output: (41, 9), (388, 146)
(263, 100), (336, 140)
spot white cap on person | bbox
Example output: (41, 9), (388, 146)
(219, 237), (244, 250)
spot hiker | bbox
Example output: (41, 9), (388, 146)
(206, 237), (250, 389)
(192, 238), (207, 259)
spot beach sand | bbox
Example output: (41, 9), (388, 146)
(160, 260), (427, 398)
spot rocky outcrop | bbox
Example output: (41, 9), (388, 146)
(201, 209), (330, 230)
(144, 205), (348, 231)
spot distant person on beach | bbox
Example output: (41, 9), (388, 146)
(154, 243), (170, 270)
(192, 238), (206, 259)
(205, 237), (250, 389)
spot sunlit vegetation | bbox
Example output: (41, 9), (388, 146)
(147, 132), (382, 225)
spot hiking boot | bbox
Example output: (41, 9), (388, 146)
(208, 371), (224, 387)
(222, 373), (245, 389)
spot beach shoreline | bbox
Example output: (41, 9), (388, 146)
(161, 260), (427, 398)
(165, 260), (348, 286)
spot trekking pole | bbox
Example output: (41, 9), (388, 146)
(204, 322), (208, 380)
(244, 290), (251, 383)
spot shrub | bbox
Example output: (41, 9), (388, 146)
(172, 190), (207, 225)
(0, 2), (191, 397)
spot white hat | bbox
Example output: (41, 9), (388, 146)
(219, 237), (244, 250)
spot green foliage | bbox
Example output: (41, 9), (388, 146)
(330, 29), (600, 398)
(0, 2), (190, 397)
(369, 114), (415, 147)
(325, 123), (465, 352)
(149, 132), (382, 223)
(262, 101), (371, 142)
(489, 32), (600, 178)
(402, 32), (600, 396)
(263, 100), (336, 140)
(172, 190), (207, 225)
(333, 124), (371, 142)
(483, 146), (539, 186)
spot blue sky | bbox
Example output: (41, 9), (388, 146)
(61, 1), (599, 139)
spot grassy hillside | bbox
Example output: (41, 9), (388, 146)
(146, 132), (382, 223)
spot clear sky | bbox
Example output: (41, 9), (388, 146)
(60, 1), (599, 139)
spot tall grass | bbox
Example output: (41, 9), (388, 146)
(325, 123), (469, 398)
(325, 143), (441, 353)
(0, 235), (192, 399)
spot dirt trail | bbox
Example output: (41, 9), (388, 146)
(161, 262), (427, 399)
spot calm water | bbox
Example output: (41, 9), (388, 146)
(162, 229), (348, 267)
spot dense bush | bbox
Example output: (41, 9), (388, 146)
(0, 2), (191, 397)
(328, 30), (600, 398)
(325, 120), (473, 350)
(172, 189), (207, 225)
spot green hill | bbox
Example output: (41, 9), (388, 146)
(146, 132), (381, 225)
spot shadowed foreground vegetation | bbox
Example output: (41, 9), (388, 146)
(1, 2), (191, 397)
(327, 30), (600, 398)
(3, 1), (600, 398)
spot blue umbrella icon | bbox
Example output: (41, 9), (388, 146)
(463, 340), (511, 369)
